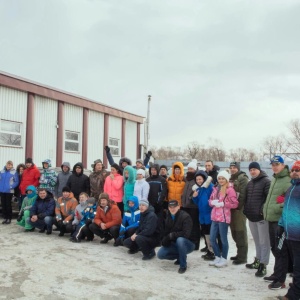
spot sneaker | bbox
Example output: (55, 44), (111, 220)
(200, 246), (208, 253)
(178, 267), (187, 274)
(255, 263), (267, 277)
(215, 257), (228, 268)
(72, 238), (81, 243)
(203, 250), (215, 261)
(6, 219), (11, 224)
(230, 255), (238, 261)
(142, 250), (156, 261)
(264, 274), (277, 282)
(246, 257), (260, 269)
(268, 281), (286, 290)
(209, 256), (221, 266)
(100, 235), (113, 244)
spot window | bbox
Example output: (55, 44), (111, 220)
(0, 120), (22, 146)
(109, 138), (120, 156)
(65, 131), (80, 152)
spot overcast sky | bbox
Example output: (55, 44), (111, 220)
(1, 0), (300, 152)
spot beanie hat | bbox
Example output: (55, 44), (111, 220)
(160, 164), (168, 171)
(6, 160), (13, 166)
(87, 197), (96, 205)
(291, 160), (300, 170)
(62, 186), (71, 193)
(99, 193), (110, 201)
(25, 158), (33, 164)
(139, 199), (149, 207)
(249, 162), (261, 171)
(187, 159), (197, 171)
(229, 161), (240, 171)
(217, 170), (230, 182)
(136, 159), (144, 165)
(137, 169), (145, 177)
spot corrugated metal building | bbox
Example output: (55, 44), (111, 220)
(0, 71), (144, 169)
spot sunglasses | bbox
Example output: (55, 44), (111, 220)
(291, 169), (300, 173)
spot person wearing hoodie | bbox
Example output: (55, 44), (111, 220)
(16, 185), (37, 231)
(229, 161), (249, 265)
(0, 160), (19, 224)
(159, 165), (168, 180)
(104, 163), (124, 214)
(114, 195), (141, 246)
(89, 193), (122, 244)
(54, 186), (78, 236)
(205, 160), (220, 185)
(72, 192), (89, 227)
(39, 159), (57, 195)
(192, 170), (214, 260)
(27, 188), (55, 234)
(123, 165), (136, 214)
(89, 159), (107, 201)
(66, 162), (90, 201)
(55, 162), (72, 198)
(123, 199), (160, 260)
(133, 169), (150, 204)
(19, 158), (40, 198)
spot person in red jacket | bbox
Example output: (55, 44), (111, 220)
(19, 158), (40, 198)
(89, 193), (122, 245)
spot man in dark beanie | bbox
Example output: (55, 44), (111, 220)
(229, 161), (249, 265)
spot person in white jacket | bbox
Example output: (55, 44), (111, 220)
(133, 169), (150, 203)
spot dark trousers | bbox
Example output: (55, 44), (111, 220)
(72, 224), (94, 241)
(117, 202), (124, 217)
(89, 223), (120, 240)
(53, 218), (74, 234)
(0, 193), (13, 219)
(123, 235), (158, 256)
(269, 221), (279, 257)
(182, 207), (200, 249)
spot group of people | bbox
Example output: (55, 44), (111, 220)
(0, 149), (299, 299)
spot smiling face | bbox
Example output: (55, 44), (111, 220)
(196, 176), (204, 186)
(217, 176), (227, 186)
(290, 168), (300, 179)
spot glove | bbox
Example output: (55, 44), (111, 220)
(85, 219), (92, 225)
(276, 226), (284, 239)
(192, 184), (198, 192)
(104, 146), (110, 153)
(215, 202), (224, 208)
(161, 235), (172, 247)
(147, 150), (152, 157)
(211, 200), (219, 206)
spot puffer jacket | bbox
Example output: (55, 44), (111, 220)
(133, 178), (150, 202)
(244, 171), (271, 222)
(55, 192), (78, 222)
(93, 200), (122, 228)
(19, 164), (40, 195)
(30, 191), (55, 218)
(167, 162), (186, 206)
(209, 185), (238, 224)
(0, 166), (19, 193)
(104, 172), (124, 203)
(123, 166), (136, 209)
(263, 166), (291, 222)
(136, 205), (160, 239)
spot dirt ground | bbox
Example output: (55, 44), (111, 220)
(0, 220), (291, 300)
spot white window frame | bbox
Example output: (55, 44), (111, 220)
(64, 130), (80, 152)
(109, 137), (120, 156)
(0, 119), (22, 147)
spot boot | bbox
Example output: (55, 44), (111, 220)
(255, 263), (267, 277)
(246, 257), (260, 269)
(202, 250), (215, 261)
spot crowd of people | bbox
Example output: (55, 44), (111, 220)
(0, 147), (299, 300)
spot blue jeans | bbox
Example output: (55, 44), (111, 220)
(26, 216), (53, 232)
(157, 237), (195, 268)
(210, 221), (229, 259)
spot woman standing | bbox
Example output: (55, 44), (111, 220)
(15, 163), (26, 210)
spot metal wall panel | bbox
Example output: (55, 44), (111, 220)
(125, 120), (137, 161)
(0, 86), (27, 166)
(33, 96), (58, 167)
(87, 110), (104, 170)
(63, 104), (83, 166)
(108, 115), (122, 163)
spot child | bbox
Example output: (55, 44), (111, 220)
(208, 171), (238, 268)
(71, 197), (97, 242)
(72, 192), (89, 227)
(192, 171), (214, 260)
(114, 195), (140, 246)
(16, 185), (37, 231)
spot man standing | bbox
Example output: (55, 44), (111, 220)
(157, 200), (195, 274)
(89, 159), (107, 201)
(159, 165), (169, 180)
(229, 161), (249, 265)
(55, 162), (71, 198)
(205, 160), (220, 185)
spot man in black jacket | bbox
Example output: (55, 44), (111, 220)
(123, 199), (160, 260)
(205, 160), (220, 185)
(157, 200), (195, 274)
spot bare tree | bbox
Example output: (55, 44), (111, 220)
(184, 141), (202, 159)
(206, 138), (226, 161)
(286, 119), (300, 159)
(228, 148), (258, 161)
(261, 135), (289, 160)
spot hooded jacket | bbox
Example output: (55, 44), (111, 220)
(244, 171), (271, 222)
(104, 172), (124, 203)
(39, 160), (57, 194)
(55, 162), (71, 198)
(66, 163), (90, 200)
(30, 191), (55, 218)
(94, 200), (122, 228)
(20, 185), (37, 211)
(0, 166), (19, 193)
(263, 165), (291, 222)
(19, 164), (40, 195)
(133, 177), (150, 203)
(230, 171), (249, 210)
(123, 166), (136, 209)
(55, 192), (78, 222)
(167, 162), (186, 206)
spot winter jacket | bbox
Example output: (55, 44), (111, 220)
(123, 166), (136, 209)
(0, 166), (19, 193)
(55, 162), (71, 198)
(279, 178), (300, 241)
(89, 169), (107, 200)
(104, 173), (124, 203)
(30, 191), (55, 218)
(181, 172), (197, 209)
(167, 162), (186, 206)
(55, 192), (78, 222)
(39, 164), (57, 194)
(230, 171), (249, 210)
(119, 196), (140, 238)
(146, 164), (167, 213)
(263, 166), (291, 222)
(19, 164), (40, 195)
(244, 171), (271, 222)
(163, 209), (193, 243)
(66, 163), (90, 200)
(206, 165), (220, 185)
(79, 204), (97, 226)
(136, 205), (160, 239)
(72, 202), (88, 225)
(93, 201), (122, 228)
(209, 185), (238, 224)
(20, 185), (37, 211)
(133, 178), (150, 202)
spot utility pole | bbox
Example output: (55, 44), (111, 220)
(144, 95), (151, 153)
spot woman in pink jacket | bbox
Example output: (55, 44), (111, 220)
(104, 163), (124, 212)
(208, 170), (238, 268)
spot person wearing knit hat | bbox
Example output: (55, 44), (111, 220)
(159, 165), (168, 179)
(244, 162), (271, 277)
(123, 196), (159, 260)
(229, 161), (249, 265)
(134, 169), (150, 204)
(187, 159), (198, 172)
(291, 160), (300, 170)
(217, 170), (230, 182)
(137, 169), (145, 177)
